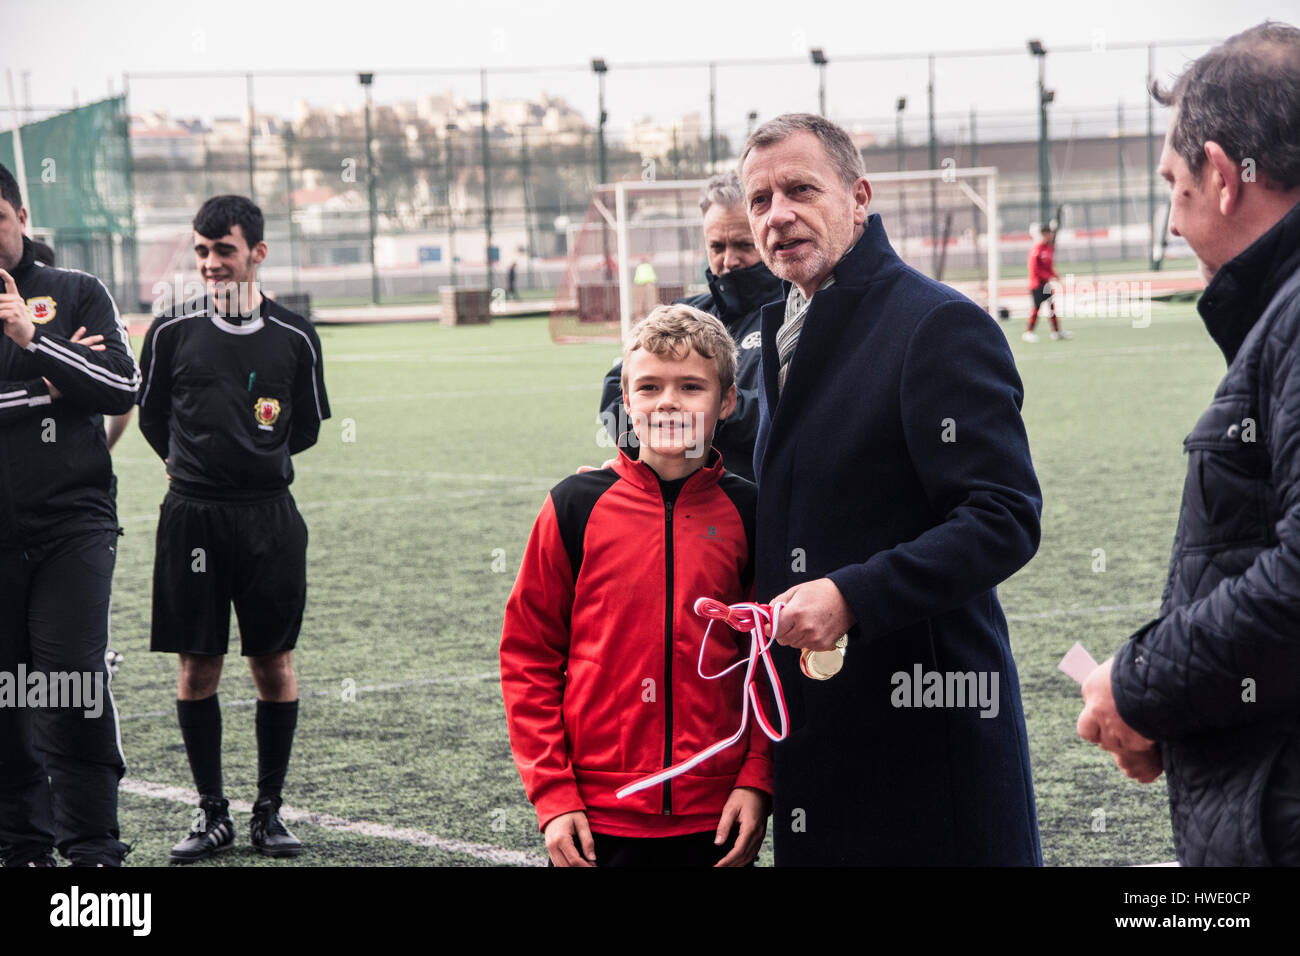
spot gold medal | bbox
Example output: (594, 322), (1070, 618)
(799, 635), (848, 680)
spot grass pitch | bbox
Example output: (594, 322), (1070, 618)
(105, 302), (1222, 866)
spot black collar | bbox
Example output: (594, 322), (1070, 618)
(706, 261), (784, 320)
(1200, 200), (1300, 364)
(10, 235), (37, 281)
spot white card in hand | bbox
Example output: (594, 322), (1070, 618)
(1058, 642), (1098, 684)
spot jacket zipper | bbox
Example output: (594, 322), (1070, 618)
(662, 495), (675, 814)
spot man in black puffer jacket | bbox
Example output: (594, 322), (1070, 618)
(1077, 21), (1300, 866)
(598, 172), (782, 482)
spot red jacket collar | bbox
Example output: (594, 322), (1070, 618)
(612, 445), (725, 496)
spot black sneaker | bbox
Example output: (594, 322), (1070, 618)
(250, 797), (302, 858)
(70, 840), (130, 868)
(3, 850), (57, 867)
(169, 796), (234, 864)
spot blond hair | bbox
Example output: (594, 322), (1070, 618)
(621, 304), (737, 394)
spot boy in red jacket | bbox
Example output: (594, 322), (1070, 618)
(500, 304), (772, 867)
(1023, 223), (1072, 341)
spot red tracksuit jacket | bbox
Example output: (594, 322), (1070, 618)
(1028, 240), (1056, 288)
(500, 448), (772, 837)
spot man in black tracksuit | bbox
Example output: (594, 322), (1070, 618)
(598, 172), (782, 482)
(0, 164), (140, 867)
(137, 195), (329, 863)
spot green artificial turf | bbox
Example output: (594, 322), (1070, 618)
(103, 303), (1221, 866)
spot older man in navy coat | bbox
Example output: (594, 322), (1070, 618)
(743, 114), (1043, 865)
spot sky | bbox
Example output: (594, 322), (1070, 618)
(6, 0), (1291, 140)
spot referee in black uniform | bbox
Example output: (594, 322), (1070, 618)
(137, 195), (329, 863)
(0, 163), (139, 867)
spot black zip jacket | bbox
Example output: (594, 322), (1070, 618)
(0, 237), (140, 547)
(1113, 199), (1300, 865)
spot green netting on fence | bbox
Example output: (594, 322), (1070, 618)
(0, 96), (133, 238)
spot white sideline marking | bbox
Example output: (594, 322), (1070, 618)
(328, 342), (597, 361)
(294, 489), (541, 513)
(119, 779), (545, 867)
(329, 353), (520, 364)
(119, 672), (501, 721)
(1005, 600), (1159, 622)
(1016, 343), (1202, 362)
(118, 485), (547, 526)
(295, 465), (556, 484)
(337, 383), (598, 404)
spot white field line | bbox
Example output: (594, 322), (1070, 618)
(294, 466), (557, 484)
(328, 353), (521, 364)
(117, 485), (549, 526)
(1014, 343), (1203, 362)
(293, 489), (542, 513)
(336, 383), (598, 404)
(118, 672), (500, 721)
(118, 779), (545, 867)
(1005, 600), (1160, 622)
(115, 465), (557, 484)
(361, 342), (606, 356)
(327, 342), (609, 360)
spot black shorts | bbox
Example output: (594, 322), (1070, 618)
(150, 489), (308, 657)
(1030, 283), (1054, 308)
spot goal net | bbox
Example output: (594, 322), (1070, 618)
(867, 166), (1001, 316)
(549, 168), (999, 344)
(550, 179), (709, 344)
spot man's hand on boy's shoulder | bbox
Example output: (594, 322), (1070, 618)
(544, 810), (597, 867)
(714, 786), (770, 867)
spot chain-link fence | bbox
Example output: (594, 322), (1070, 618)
(3, 37), (1224, 311)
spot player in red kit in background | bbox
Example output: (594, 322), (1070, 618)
(1023, 223), (1071, 342)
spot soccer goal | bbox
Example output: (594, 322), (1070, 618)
(867, 165), (1002, 318)
(550, 179), (710, 344)
(549, 167), (1000, 344)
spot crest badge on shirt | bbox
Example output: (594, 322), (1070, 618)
(741, 331), (762, 350)
(254, 397), (281, 431)
(27, 296), (57, 324)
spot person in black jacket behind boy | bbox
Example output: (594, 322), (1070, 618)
(599, 172), (781, 482)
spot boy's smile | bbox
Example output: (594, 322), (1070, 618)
(623, 346), (736, 481)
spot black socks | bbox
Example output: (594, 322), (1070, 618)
(178, 695), (300, 804)
(255, 699), (299, 804)
(177, 694), (223, 799)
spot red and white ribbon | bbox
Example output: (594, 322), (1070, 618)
(616, 598), (789, 800)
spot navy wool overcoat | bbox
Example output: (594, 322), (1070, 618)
(755, 214), (1044, 865)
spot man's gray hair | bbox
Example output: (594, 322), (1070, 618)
(739, 113), (866, 188)
(1152, 20), (1300, 190)
(700, 171), (745, 214)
